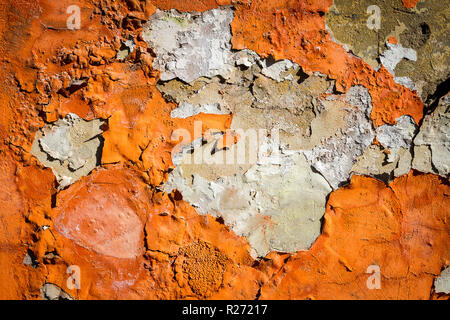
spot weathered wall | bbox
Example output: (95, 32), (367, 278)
(0, 0), (448, 300)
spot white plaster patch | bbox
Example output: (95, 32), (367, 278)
(303, 86), (375, 189)
(261, 59), (299, 82)
(376, 115), (417, 152)
(142, 8), (234, 83)
(31, 113), (104, 189)
(380, 42), (417, 76)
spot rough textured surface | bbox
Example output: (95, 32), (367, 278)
(31, 113), (104, 189)
(164, 140), (332, 258)
(352, 144), (413, 181)
(376, 115), (417, 151)
(258, 173), (450, 300)
(303, 86), (375, 189)
(434, 267), (450, 294)
(352, 115), (418, 181)
(231, 0), (424, 127)
(40, 283), (74, 300)
(412, 93), (450, 177)
(158, 50), (332, 146)
(158, 39), (376, 254)
(0, 0), (448, 301)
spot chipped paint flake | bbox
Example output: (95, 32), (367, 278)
(164, 137), (331, 258)
(303, 86), (375, 189)
(142, 8), (234, 83)
(380, 42), (417, 76)
(31, 113), (104, 189)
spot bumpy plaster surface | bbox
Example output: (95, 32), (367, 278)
(0, 0), (448, 301)
(164, 138), (332, 258)
(352, 115), (417, 180)
(434, 267), (450, 294)
(303, 86), (375, 189)
(353, 92), (449, 181)
(412, 94), (450, 177)
(376, 115), (417, 151)
(31, 114), (104, 189)
(142, 7), (234, 83)
(160, 77), (235, 118)
(260, 59), (300, 82)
